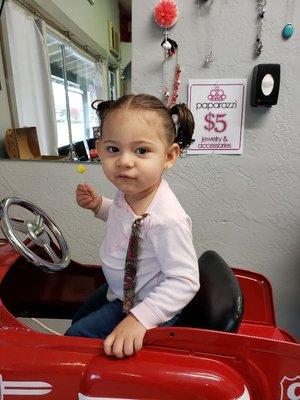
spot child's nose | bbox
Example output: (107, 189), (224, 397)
(116, 152), (134, 168)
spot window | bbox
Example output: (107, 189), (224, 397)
(108, 68), (117, 100)
(46, 33), (102, 148)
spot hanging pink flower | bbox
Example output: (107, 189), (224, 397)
(153, 0), (179, 29)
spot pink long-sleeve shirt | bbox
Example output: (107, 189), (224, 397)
(96, 179), (200, 329)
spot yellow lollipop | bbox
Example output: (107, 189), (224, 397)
(76, 164), (86, 174)
(76, 164), (86, 184)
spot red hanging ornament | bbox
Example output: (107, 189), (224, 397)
(153, 0), (179, 29)
(163, 63), (181, 108)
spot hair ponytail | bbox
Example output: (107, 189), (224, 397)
(91, 99), (115, 125)
(91, 96), (135, 136)
(169, 103), (195, 151)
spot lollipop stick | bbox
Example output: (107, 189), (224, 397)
(76, 164), (86, 185)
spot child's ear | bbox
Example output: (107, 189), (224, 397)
(165, 143), (180, 170)
(96, 139), (102, 157)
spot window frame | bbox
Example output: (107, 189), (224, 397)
(46, 28), (106, 148)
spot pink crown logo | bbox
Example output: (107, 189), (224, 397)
(208, 85), (226, 101)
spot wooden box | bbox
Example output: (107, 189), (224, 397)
(5, 127), (41, 160)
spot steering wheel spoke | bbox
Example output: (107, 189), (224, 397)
(10, 219), (29, 234)
(43, 242), (61, 264)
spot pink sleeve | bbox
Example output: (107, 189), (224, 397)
(130, 217), (200, 329)
(95, 197), (113, 221)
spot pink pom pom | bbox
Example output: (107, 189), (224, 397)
(153, 0), (179, 29)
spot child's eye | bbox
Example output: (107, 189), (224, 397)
(106, 146), (119, 153)
(135, 147), (149, 155)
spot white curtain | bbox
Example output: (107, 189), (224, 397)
(95, 61), (106, 100)
(2, 0), (58, 155)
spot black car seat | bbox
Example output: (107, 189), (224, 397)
(177, 250), (244, 332)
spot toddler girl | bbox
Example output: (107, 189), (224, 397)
(65, 94), (200, 358)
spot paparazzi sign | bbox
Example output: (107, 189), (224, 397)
(188, 79), (247, 155)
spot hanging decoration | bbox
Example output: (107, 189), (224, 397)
(163, 63), (181, 107)
(153, 0), (179, 29)
(198, 0), (215, 66)
(205, 49), (215, 67)
(282, 0), (295, 39)
(255, 0), (266, 56)
(153, 0), (181, 108)
(282, 23), (294, 39)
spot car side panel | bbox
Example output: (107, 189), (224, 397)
(79, 349), (250, 399)
(0, 330), (98, 400)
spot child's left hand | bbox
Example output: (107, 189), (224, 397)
(103, 314), (146, 358)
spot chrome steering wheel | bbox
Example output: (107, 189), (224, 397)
(0, 197), (70, 272)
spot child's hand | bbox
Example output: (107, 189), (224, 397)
(76, 183), (102, 214)
(103, 314), (146, 358)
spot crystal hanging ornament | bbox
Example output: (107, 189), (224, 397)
(255, 0), (266, 56)
(170, 63), (181, 106)
(199, 0), (216, 67)
(205, 50), (215, 67)
(162, 39), (172, 52)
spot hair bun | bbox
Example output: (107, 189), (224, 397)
(91, 100), (115, 121)
(169, 103), (195, 150)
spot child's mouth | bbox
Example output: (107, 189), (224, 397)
(116, 175), (135, 180)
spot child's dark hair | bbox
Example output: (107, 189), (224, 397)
(91, 94), (195, 151)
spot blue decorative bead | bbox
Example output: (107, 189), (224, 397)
(282, 23), (294, 39)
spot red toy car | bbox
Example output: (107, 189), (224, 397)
(0, 197), (299, 400)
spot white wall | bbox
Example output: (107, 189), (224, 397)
(0, 0), (299, 339)
(132, 0), (300, 338)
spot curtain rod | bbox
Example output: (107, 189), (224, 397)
(11, 0), (106, 63)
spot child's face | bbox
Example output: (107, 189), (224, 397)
(97, 109), (179, 199)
